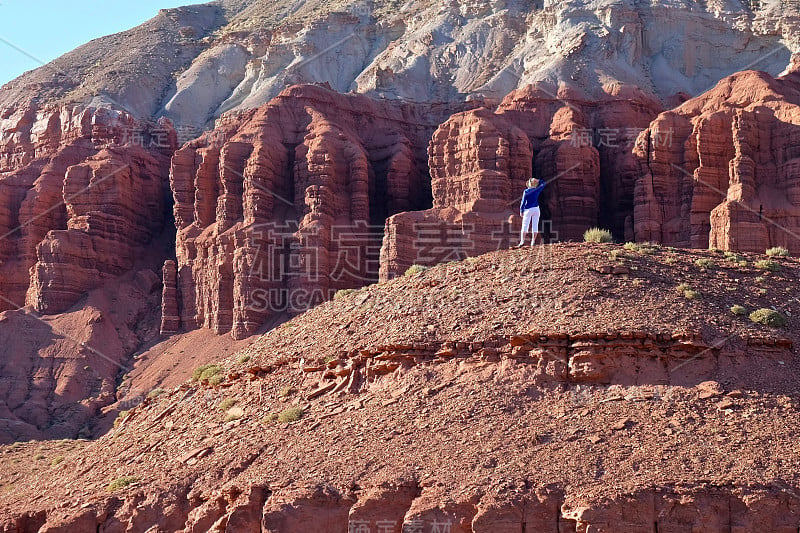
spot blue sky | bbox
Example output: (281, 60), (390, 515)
(0, 1), (193, 87)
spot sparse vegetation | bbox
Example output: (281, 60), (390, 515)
(192, 364), (224, 382)
(766, 246), (790, 257)
(224, 407), (245, 422)
(207, 374), (224, 386)
(624, 242), (657, 254)
(755, 276), (766, 283)
(683, 289), (701, 300)
(219, 398), (237, 410)
(404, 264), (429, 276)
(675, 283), (691, 294)
(237, 354), (251, 364)
(147, 388), (165, 400)
(262, 413), (279, 424)
(106, 476), (139, 492)
(694, 258), (715, 269)
(51, 456), (64, 466)
(730, 305), (748, 316)
(755, 259), (781, 272)
(334, 288), (357, 299)
(34, 454), (46, 461)
(279, 386), (295, 398)
(749, 308), (787, 327)
(608, 249), (627, 261)
(583, 227), (613, 243)
(724, 252), (748, 266)
(113, 410), (129, 429)
(277, 407), (304, 423)
(664, 256), (677, 265)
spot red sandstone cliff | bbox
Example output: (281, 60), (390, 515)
(164, 84), (463, 340)
(380, 84), (662, 279)
(633, 70), (800, 253)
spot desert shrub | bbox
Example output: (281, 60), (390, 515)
(583, 228), (613, 243)
(754, 276), (765, 283)
(749, 308), (787, 327)
(279, 386), (295, 398)
(608, 249), (627, 261)
(663, 256), (677, 265)
(623, 242), (640, 252)
(730, 305), (748, 316)
(219, 398), (237, 410)
(766, 246), (789, 257)
(755, 259), (781, 272)
(113, 410), (129, 429)
(683, 289), (701, 300)
(51, 456), (64, 466)
(237, 354), (251, 364)
(675, 283), (691, 294)
(192, 364), (223, 382)
(224, 407), (245, 422)
(694, 258), (715, 269)
(262, 413), (279, 424)
(277, 407), (304, 423)
(404, 264), (429, 276)
(334, 288), (357, 299)
(106, 476), (139, 492)
(147, 388), (165, 400)
(207, 374), (224, 386)
(724, 251), (742, 261)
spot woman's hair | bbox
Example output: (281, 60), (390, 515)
(527, 178), (540, 188)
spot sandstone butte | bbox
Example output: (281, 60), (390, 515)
(0, 0), (798, 530)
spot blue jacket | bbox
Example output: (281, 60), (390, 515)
(520, 182), (546, 214)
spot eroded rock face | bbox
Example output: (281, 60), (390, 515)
(633, 70), (800, 252)
(0, 103), (175, 313)
(167, 84), (460, 339)
(380, 84), (662, 279)
(19, 481), (800, 532)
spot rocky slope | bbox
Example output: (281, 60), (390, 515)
(0, 244), (797, 531)
(0, 0), (798, 458)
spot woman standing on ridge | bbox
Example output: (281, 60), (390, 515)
(515, 177), (546, 247)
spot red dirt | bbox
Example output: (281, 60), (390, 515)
(0, 243), (798, 531)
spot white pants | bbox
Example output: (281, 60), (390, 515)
(520, 207), (541, 245)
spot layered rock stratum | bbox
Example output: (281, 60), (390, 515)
(0, 0), (798, 529)
(0, 245), (797, 531)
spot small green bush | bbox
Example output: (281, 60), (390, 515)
(730, 305), (748, 316)
(675, 283), (691, 294)
(404, 264), (429, 276)
(334, 288), (357, 300)
(224, 407), (245, 422)
(623, 242), (640, 252)
(237, 354), (251, 364)
(51, 456), (64, 466)
(683, 289), (701, 300)
(277, 407), (304, 423)
(766, 246), (790, 257)
(192, 364), (224, 382)
(694, 258), (715, 269)
(207, 374), (224, 386)
(749, 308), (787, 327)
(219, 398), (237, 410)
(262, 413), (279, 424)
(755, 259), (781, 271)
(107, 476), (139, 492)
(583, 227), (613, 243)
